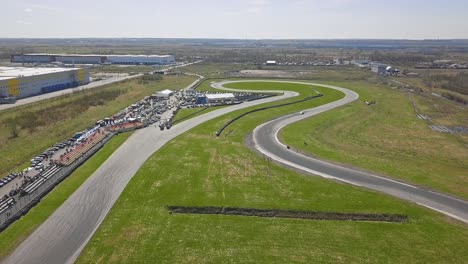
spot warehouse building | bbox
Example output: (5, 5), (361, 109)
(107, 55), (175, 65)
(0, 67), (90, 99)
(11, 54), (175, 65)
(55, 55), (106, 64)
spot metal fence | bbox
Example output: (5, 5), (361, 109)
(0, 132), (115, 230)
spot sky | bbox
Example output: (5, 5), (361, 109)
(2, 0), (468, 39)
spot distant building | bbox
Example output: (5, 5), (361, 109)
(351, 59), (370, 68)
(0, 66), (89, 99)
(371, 62), (388, 75)
(266, 60), (277, 66)
(11, 54), (175, 65)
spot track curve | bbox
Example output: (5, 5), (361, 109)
(212, 80), (468, 224)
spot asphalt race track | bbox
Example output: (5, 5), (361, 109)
(3, 81), (297, 264)
(4, 80), (467, 264)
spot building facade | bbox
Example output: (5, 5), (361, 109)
(11, 54), (175, 65)
(371, 63), (388, 74)
(0, 67), (90, 99)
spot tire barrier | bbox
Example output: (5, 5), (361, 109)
(167, 206), (408, 223)
(215, 93), (323, 137)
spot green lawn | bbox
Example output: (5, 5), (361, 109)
(77, 81), (468, 264)
(0, 75), (196, 177)
(0, 132), (132, 260)
(280, 80), (468, 199)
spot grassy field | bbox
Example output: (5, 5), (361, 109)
(0, 75), (196, 177)
(280, 80), (468, 199)
(77, 81), (467, 264)
(88, 65), (156, 74)
(0, 132), (132, 260)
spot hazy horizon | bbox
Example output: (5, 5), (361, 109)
(3, 0), (468, 39)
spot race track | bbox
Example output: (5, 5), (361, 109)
(4, 79), (467, 264)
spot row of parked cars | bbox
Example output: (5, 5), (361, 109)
(29, 142), (69, 169)
(0, 173), (20, 188)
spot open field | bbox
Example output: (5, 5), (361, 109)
(88, 65), (156, 74)
(280, 80), (468, 199)
(76, 81), (467, 263)
(0, 75), (196, 177)
(0, 132), (132, 260)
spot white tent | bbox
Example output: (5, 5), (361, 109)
(155, 89), (174, 98)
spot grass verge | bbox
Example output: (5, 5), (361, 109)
(77, 81), (467, 263)
(0, 132), (132, 260)
(173, 106), (227, 124)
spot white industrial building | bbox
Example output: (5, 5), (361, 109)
(0, 67), (90, 99)
(206, 93), (235, 103)
(107, 55), (175, 65)
(11, 54), (175, 65)
(371, 62), (389, 75)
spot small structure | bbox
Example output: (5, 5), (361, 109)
(196, 96), (207, 104)
(266, 60), (277, 66)
(155, 89), (174, 98)
(371, 63), (388, 75)
(351, 59), (370, 68)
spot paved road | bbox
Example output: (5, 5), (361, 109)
(213, 80), (468, 223)
(3, 84), (296, 264)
